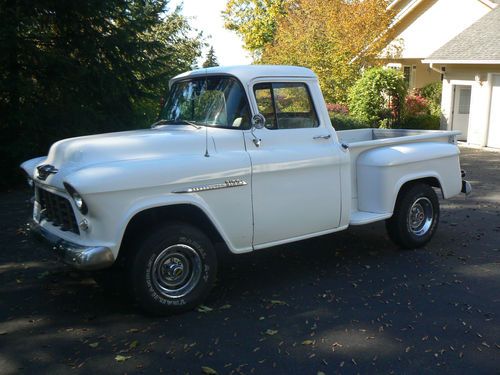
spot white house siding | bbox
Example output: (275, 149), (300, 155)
(487, 75), (500, 148)
(441, 65), (500, 148)
(386, 0), (492, 59)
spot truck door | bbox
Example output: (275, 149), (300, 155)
(244, 79), (343, 248)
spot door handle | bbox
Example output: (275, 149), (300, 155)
(313, 134), (331, 140)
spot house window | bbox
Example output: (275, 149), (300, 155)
(458, 87), (471, 114)
(403, 66), (411, 86)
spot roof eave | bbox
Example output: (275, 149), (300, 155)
(422, 59), (500, 64)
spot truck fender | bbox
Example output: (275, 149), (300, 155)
(356, 142), (462, 214)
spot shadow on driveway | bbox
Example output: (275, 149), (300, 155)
(0, 147), (499, 374)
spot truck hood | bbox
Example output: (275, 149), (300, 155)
(29, 126), (207, 185)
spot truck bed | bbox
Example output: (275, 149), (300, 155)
(337, 128), (460, 147)
(336, 128), (462, 225)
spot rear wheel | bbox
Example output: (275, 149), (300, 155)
(386, 183), (440, 249)
(128, 223), (217, 315)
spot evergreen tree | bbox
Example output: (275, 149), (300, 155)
(202, 46), (219, 68)
(0, 0), (203, 188)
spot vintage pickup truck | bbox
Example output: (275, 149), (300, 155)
(21, 65), (471, 314)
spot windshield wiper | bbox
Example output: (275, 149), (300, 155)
(151, 119), (202, 129)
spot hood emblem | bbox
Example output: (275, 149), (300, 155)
(37, 164), (59, 180)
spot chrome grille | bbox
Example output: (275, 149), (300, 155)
(35, 187), (79, 234)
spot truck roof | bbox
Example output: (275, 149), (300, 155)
(170, 65), (317, 87)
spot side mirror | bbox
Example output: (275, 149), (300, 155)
(251, 113), (266, 129)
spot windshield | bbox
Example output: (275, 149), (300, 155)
(159, 76), (251, 130)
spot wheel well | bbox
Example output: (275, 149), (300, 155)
(398, 177), (443, 201)
(117, 204), (227, 264)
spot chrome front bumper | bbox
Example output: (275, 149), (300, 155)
(30, 219), (115, 270)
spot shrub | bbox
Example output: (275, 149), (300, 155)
(398, 114), (440, 130)
(326, 103), (349, 115)
(405, 94), (430, 117)
(330, 114), (369, 130)
(348, 67), (407, 127)
(420, 81), (442, 104)
(419, 81), (442, 117)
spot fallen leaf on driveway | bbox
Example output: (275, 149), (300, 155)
(265, 329), (278, 336)
(89, 342), (99, 348)
(302, 340), (314, 345)
(115, 355), (131, 362)
(197, 305), (213, 313)
(129, 340), (139, 349)
(37, 271), (50, 279)
(201, 366), (218, 374)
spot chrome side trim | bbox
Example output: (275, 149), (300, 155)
(173, 179), (247, 194)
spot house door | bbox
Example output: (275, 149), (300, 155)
(452, 85), (472, 141)
(487, 75), (500, 149)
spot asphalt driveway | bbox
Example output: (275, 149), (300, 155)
(0, 146), (499, 375)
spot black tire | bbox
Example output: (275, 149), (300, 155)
(386, 183), (440, 249)
(128, 222), (217, 315)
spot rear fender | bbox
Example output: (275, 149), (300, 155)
(356, 142), (462, 214)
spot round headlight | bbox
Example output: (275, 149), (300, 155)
(73, 193), (84, 210)
(63, 183), (88, 215)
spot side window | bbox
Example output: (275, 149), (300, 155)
(254, 83), (277, 129)
(273, 83), (318, 129)
(253, 82), (318, 129)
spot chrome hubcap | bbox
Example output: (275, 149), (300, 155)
(408, 197), (434, 236)
(151, 244), (202, 299)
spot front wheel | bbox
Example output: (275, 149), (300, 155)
(386, 183), (440, 249)
(128, 223), (217, 315)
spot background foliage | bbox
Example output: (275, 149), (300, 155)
(223, 0), (289, 60)
(202, 46), (219, 68)
(224, 0), (394, 103)
(348, 67), (407, 127)
(0, 0), (202, 189)
(418, 81), (443, 117)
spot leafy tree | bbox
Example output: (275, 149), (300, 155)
(259, 0), (394, 103)
(0, 0), (202, 188)
(222, 0), (289, 58)
(202, 46), (219, 68)
(348, 67), (407, 127)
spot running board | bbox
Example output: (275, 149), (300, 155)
(350, 211), (392, 226)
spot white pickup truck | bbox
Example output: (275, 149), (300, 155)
(21, 65), (471, 314)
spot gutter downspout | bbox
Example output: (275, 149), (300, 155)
(482, 73), (494, 147)
(428, 63), (443, 75)
(425, 62), (447, 131)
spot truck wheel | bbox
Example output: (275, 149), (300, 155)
(128, 223), (217, 315)
(386, 183), (440, 249)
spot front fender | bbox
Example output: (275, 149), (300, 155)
(20, 156), (47, 179)
(116, 193), (243, 254)
(62, 154), (253, 256)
